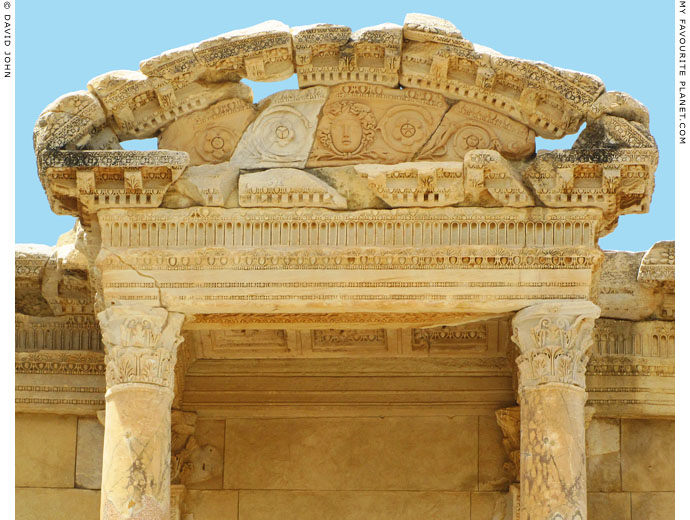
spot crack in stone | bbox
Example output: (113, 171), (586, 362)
(102, 247), (166, 309)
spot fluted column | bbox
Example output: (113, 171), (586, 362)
(97, 305), (185, 520)
(511, 301), (600, 520)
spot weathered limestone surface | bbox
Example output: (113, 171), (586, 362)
(76, 417), (105, 489)
(16, 413), (77, 488)
(238, 490), (471, 520)
(164, 162), (240, 208)
(225, 416), (478, 490)
(16, 488), (101, 520)
(21, 12), (673, 520)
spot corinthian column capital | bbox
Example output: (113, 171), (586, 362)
(97, 305), (185, 389)
(512, 301), (600, 390)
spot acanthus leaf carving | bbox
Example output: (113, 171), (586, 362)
(97, 305), (185, 389)
(512, 301), (600, 389)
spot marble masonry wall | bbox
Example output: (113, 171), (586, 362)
(15, 411), (674, 520)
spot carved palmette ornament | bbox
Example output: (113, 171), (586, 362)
(511, 301), (600, 389)
(98, 305), (185, 389)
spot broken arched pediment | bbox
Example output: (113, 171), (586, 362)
(32, 14), (656, 238)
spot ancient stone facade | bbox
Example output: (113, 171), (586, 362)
(17, 14), (673, 520)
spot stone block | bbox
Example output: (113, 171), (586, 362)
(588, 492), (631, 520)
(621, 419), (674, 491)
(239, 169), (347, 209)
(478, 415), (510, 491)
(224, 416), (478, 491)
(230, 87), (328, 169)
(16, 488), (100, 520)
(470, 491), (512, 519)
(586, 418), (621, 492)
(631, 492), (674, 520)
(237, 490), (470, 520)
(75, 417), (104, 489)
(16, 413), (77, 488)
(185, 489), (238, 519)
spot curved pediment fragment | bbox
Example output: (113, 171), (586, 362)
(87, 70), (252, 141)
(307, 83), (449, 166)
(159, 97), (257, 166)
(31, 14), (658, 240)
(416, 100), (535, 161)
(230, 87), (329, 169)
(194, 20), (294, 82)
(293, 23), (402, 88)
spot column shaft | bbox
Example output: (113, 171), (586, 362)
(98, 305), (184, 520)
(512, 301), (599, 520)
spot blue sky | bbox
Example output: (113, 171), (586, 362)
(15, 0), (674, 251)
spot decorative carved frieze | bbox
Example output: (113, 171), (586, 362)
(293, 23), (402, 88)
(307, 83), (448, 167)
(188, 318), (509, 359)
(15, 244), (54, 316)
(512, 301), (600, 389)
(239, 169), (347, 209)
(592, 319), (674, 358)
(463, 151), (534, 207)
(33, 90), (108, 152)
(97, 207), (601, 316)
(15, 350), (105, 376)
(400, 15), (604, 140)
(15, 313), (102, 352)
(411, 321), (500, 355)
(356, 154), (537, 209)
(86, 69), (252, 140)
(587, 318), (674, 418)
(97, 305), (185, 389)
(39, 149), (189, 222)
(159, 97), (257, 166)
(523, 117), (657, 234)
(230, 87), (328, 169)
(355, 161), (466, 207)
(402, 13), (471, 47)
(638, 240), (674, 289)
(416, 100), (535, 160)
(194, 20), (294, 82)
(15, 351), (106, 415)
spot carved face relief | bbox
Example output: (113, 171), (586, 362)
(331, 112), (363, 153)
(317, 101), (377, 159)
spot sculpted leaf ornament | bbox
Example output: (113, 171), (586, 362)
(511, 301), (600, 389)
(97, 305), (185, 389)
